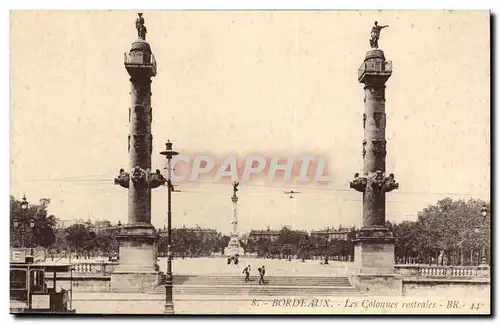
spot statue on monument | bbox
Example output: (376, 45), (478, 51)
(232, 181), (239, 195)
(135, 13), (147, 40)
(369, 21), (389, 48)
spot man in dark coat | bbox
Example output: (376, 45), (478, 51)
(259, 266), (265, 284)
(243, 265), (251, 282)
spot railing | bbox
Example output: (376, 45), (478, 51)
(395, 265), (490, 278)
(71, 262), (118, 276)
(124, 52), (157, 75)
(358, 60), (392, 80)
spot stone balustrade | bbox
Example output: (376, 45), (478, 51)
(71, 262), (118, 276)
(395, 264), (490, 278)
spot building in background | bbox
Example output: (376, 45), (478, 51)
(54, 218), (86, 230)
(248, 229), (281, 242)
(158, 226), (218, 243)
(310, 228), (352, 241)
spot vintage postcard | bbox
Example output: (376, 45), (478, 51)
(9, 10), (490, 315)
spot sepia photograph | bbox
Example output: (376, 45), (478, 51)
(8, 9), (491, 315)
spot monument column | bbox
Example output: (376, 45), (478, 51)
(111, 13), (166, 292)
(224, 182), (245, 256)
(350, 22), (399, 276)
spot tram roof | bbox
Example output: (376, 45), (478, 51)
(10, 263), (72, 272)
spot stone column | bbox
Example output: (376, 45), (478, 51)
(231, 195), (238, 236)
(224, 192), (245, 257)
(350, 48), (399, 276)
(111, 15), (166, 292)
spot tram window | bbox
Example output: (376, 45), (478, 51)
(30, 270), (46, 293)
(10, 269), (27, 290)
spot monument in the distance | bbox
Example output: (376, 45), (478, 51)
(224, 182), (245, 256)
(111, 13), (165, 292)
(349, 22), (400, 293)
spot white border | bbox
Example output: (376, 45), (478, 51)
(1, 1), (498, 324)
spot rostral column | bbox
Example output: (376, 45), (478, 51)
(350, 21), (399, 276)
(111, 13), (166, 292)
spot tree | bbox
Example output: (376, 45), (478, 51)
(391, 198), (490, 266)
(10, 196), (57, 248)
(65, 224), (94, 258)
(95, 231), (118, 257)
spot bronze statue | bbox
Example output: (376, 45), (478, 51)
(369, 21), (389, 48)
(135, 13), (147, 40)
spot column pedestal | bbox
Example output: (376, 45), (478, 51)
(110, 224), (160, 292)
(224, 235), (245, 256)
(354, 227), (395, 274)
(352, 227), (401, 295)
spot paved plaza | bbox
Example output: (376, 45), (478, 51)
(48, 256), (352, 276)
(158, 257), (351, 277)
(61, 257), (491, 314)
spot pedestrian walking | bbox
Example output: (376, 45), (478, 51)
(242, 265), (251, 282)
(259, 266), (265, 284)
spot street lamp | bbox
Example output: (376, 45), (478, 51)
(479, 205), (489, 267)
(324, 231), (330, 265)
(160, 140), (179, 315)
(20, 195), (29, 248)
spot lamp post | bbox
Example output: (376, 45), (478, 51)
(324, 231), (330, 265)
(160, 140), (179, 314)
(479, 205), (488, 267)
(20, 195), (29, 248)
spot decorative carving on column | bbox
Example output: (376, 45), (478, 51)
(368, 170), (399, 193)
(362, 139), (367, 158)
(363, 113), (367, 129)
(148, 169), (166, 189)
(369, 87), (385, 100)
(131, 166), (148, 186)
(133, 135), (144, 149)
(350, 170), (398, 194)
(128, 135), (131, 153)
(350, 172), (367, 192)
(114, 168), (130, 188)
(115, 167), (166, 189)
(149, 134), (153, 154)
(372, 101), (384, 112)
(372, 139), (387, 157)
(134, 104), (143, 114)
(373, 112), (385, 129)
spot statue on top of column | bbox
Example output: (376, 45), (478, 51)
(136, 13), (147, 40)
(369, 21), (389, 48)
(232, 181), (239, 194)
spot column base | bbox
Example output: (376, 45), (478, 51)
(353, 227), (395, 274)
(110, 271), (160, 293)
(354, 273), (403, 296)
(351, 227), (401, 295)
(111, 224), (159, 292)
(224, 235), (245, 256)
(164, 301), (175, 314)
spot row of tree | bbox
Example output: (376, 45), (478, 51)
(245, 226), (356, 261)
(388, 198), (490, 266)
(10, 195), (490, 265)
(158, 228), (230, 257)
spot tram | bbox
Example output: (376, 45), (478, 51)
(10, 248), (75, 314)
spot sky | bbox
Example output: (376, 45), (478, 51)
(10, 10), (490, 234)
